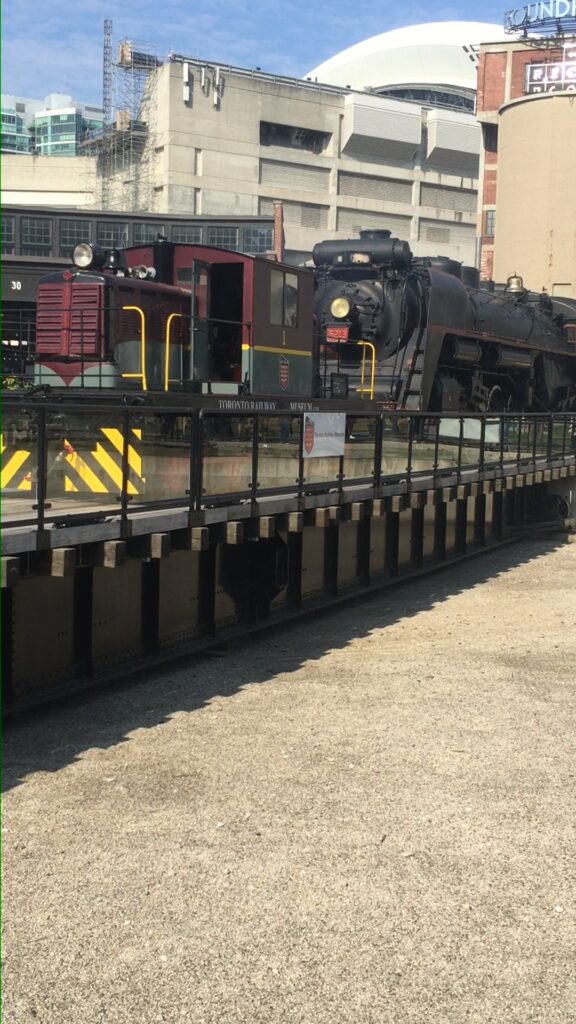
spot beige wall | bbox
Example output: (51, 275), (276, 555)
(1, 153), (99, 207)
(493, 94), (576, 296)
(150, 61), (480, 262)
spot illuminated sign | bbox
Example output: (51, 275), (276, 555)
(525, 44), (576, 91)
(505, 0), (576, 33)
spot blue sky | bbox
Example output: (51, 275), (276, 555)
(3, 0), (508, 105)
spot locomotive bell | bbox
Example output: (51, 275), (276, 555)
(505, 272), (526, 296)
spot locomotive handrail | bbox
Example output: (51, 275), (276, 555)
(356, 341), (376, 400)
(164, 313), (185, 393)
(120, 305), (147, 391)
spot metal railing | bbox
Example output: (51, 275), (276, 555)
(1, 395), (575, 532)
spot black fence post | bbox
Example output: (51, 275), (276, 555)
(188, 411), (198, 514)
(456, 417), (464, 483)
(373, 414), (383, 490)
(196, 412), (206, 511)
(251, 414), (259, 506)
(297, 414), (304, 502)
(35, 407), (47, 533)
(120, 409), (130, 535)
(547, 414), (553, 461)
(406, 416), (414, 489)
(338, 413), (346, 492)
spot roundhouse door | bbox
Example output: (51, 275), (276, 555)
(191, 260), (211, 382)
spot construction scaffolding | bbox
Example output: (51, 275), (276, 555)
(98, 19), (160, 213)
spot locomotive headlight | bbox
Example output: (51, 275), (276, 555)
(330, 296), (352, 320)
(72, 242), (95, 268)
(72, 242), (107, 270)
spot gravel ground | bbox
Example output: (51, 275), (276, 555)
(3, 537), (576, 1024)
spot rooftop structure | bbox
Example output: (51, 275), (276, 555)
(307, 22), (505, 111)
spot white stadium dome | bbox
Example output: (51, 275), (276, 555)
(306, 21), (504, 111)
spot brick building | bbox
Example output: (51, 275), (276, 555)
(477, 38), (576, 294)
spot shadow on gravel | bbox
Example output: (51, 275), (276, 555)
(3, 535), (568, 792)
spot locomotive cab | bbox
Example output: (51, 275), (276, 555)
(125, 243), (315, 397)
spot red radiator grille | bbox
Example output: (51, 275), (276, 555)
(35, 283), (68, 354)
(36, 281), (102, 357)
(69, 284), (101, 355)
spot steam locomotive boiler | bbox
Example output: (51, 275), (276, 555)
(314, 229), (576, 412)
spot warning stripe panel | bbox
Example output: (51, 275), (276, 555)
(2, 425), (145, 496)
(61, 426), (144, 495)
(1, 436), (33, 491)
(1, 449), (31, 488)
(63, 449), (109, 493)
(100, 428), (142, 475)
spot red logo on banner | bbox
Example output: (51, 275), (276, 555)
(304, 416), (315, 454)
(279, 355), (289, 390)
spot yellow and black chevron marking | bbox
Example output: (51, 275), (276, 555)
(62, 427), (143, 495)
(1, 435), (33, 491)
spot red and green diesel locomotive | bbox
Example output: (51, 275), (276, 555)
(34, 238), (315, 397)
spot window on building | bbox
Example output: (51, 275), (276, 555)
(379, 86), (475, 112)
(484, 210), (496, 238)
(270, 269), (299, 328)
(133, 222), (165, 245)
(482, 123), (498, 153)
(1, 216), (15, 255)
(171, 224), (203, 244)
(21, 216), (52, 256)
(260, 121), (330, 154)
(96, 221), (129, 248)
(60, 219), (92, 257)
(206, 226), (239, 250)
(244, 227), (273, 255)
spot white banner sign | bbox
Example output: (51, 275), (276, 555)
(302, 412), (346, 458)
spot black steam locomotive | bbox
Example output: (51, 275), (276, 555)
(314, 229), (576, 412)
